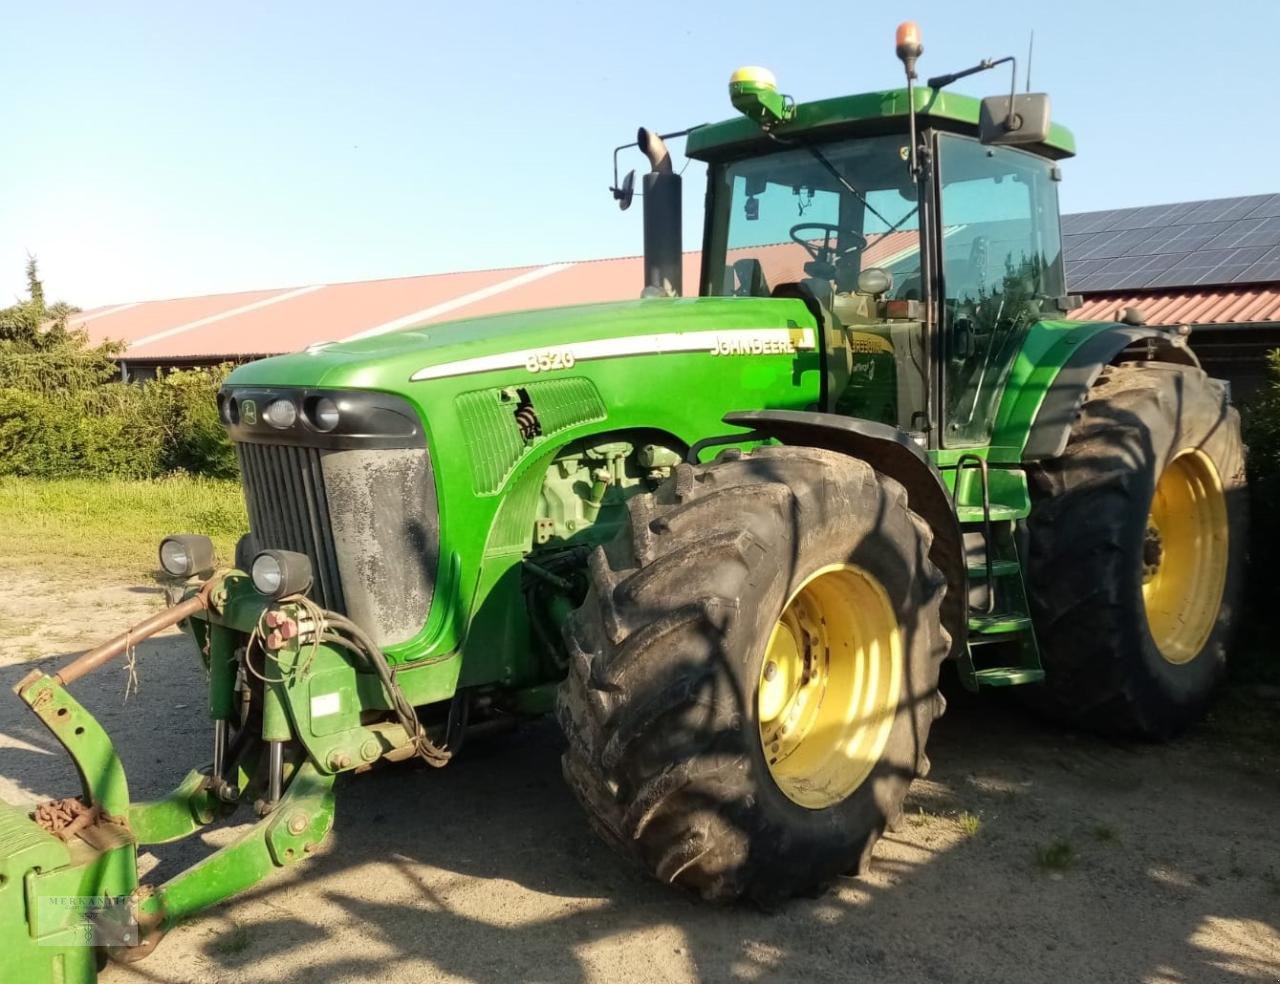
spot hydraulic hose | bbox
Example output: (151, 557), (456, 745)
(310, 610), (455, 767)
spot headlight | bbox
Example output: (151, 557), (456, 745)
(263, 398), (298, 429)
(310, 396), (340, 432)
(159, 534), (215, 577)
(251, 549), (313, 599)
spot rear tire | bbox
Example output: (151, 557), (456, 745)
(1025, 362), (1248, 739)
(557, 446), (949, 904)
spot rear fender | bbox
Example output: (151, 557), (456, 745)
(1023, 326), (1199, 461)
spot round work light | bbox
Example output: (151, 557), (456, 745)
(251, 549), (313, 600)
(159, 534), (215, 578)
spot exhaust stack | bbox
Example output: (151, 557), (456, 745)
(638, 128), (682, 297)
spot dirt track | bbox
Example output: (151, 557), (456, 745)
(2, 570), (1279, 983)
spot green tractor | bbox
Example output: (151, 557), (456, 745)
(3, 22), (1247, 980)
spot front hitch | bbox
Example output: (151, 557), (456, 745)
(0, 575), (338, 982)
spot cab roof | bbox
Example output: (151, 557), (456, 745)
(685, 87), (1076, 163)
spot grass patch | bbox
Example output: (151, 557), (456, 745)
(1034, 837), (1076, 871)
(0, 476), (245, 578)
(1091, 823), (1118, 843)
(955, 811), (982, 837)
(212, 923), (251, 956)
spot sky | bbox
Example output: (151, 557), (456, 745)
(3, 0), (1278, 308)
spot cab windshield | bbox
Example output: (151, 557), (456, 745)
(703, 135), (922, 299)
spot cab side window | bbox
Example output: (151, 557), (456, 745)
(938, 136), (1065, 446)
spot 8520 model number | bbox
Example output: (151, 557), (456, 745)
(525, 349), (577, 373)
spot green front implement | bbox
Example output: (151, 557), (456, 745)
(1, 580), (341, 982)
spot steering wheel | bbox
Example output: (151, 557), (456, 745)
(789, 223), (867, 269)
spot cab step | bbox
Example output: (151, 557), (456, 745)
(973, 666), (1046, 687)
(956, 504), (1026, 525)
(968, 612), (1033, 636)
(966, 559), (1021, 580)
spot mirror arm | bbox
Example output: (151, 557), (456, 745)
(926, 55), (1014, 94)
(1003, 57), (1020, 132)
(610, 126), (702, 201)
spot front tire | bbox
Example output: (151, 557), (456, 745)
(557, 446), (949, 904)
(1025, 362), (1248, 739)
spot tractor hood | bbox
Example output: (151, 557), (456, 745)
(225, 296), (818, 393)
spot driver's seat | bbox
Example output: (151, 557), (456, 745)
(771, 278), (833, 332)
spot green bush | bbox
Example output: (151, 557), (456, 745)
(0, 258), (239, 480)
(0, 366), (236, 480)
(154, 367), (239, 478)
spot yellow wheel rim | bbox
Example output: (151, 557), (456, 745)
(1141, 449), (1229, 665)
(757, 564), (902, 810)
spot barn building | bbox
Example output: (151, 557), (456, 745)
(70, 193), (1280, 401)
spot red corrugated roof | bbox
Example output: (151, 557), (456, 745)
(73, 242), (1280, 363)
(1072, 286), (1280, 326)
(76, 288), (289, 349)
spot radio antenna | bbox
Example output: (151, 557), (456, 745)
(1026, 30), (1035, 91)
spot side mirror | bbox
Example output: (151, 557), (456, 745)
(979, 93), (1051, 146)
(612, 170), (636, 211)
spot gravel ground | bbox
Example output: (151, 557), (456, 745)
(2, 569), (1279, 983)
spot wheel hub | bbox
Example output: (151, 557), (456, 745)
(1141, 449), (1229, 665)
(757, 564), (903, 810)
(1142, 524), (1164, 581)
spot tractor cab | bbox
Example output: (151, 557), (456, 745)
(699, 125), (1069, 449)
(619, 27), (1076, 453)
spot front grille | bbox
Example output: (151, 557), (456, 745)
(236, 440), (438, 648)
(237, 443), (347, 612)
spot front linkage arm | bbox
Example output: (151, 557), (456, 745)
(0, 574), (338, 983)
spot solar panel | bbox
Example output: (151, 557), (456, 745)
(1249, 260), (1280, 282)
(1245, 195), (1280, 218)
(1065, 258), (1107, 279)
(1061, 234), (1098, 260)
(1062, 193), (1280, 291)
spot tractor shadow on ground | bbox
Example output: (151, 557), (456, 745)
(210, 682), (1280, 983)
(3, 640), (1279, 983)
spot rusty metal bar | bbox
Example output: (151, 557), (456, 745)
(53, 590), (210, 687)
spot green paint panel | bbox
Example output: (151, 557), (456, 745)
(686, 86), (1076, 161)
(991, 318), (1119, 456)
(227, 295), (822, 669)
(456, 377), (607, 494)
(486, 470), (547, 556)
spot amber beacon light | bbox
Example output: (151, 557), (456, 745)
(895, 21), (923, 79)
